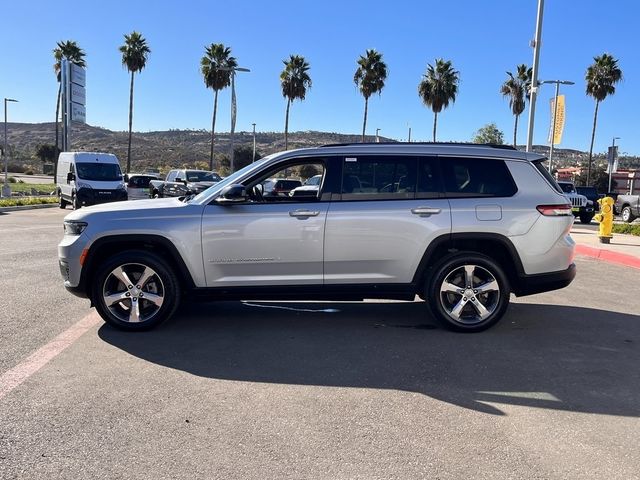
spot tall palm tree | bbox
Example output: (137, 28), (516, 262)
(500, 64), (532, 147)
(201, 43), (237, 170)
(119, 31), (151, 174)
(53, 41), (86, 159)
(280, 55), (312, 150)
(585, 53), (622, 184)
(353, 49), (387, 142)
(418, 58), (460, 142)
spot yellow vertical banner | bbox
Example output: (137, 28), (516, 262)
(548, 95), (566, 145)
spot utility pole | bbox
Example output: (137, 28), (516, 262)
(526, 0), (544, 152)
(3, 98), (18, 198)
(252, 123), (256, 162)
(375, 128), (381, 143)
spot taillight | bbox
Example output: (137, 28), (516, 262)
(537, 204), (572, 216)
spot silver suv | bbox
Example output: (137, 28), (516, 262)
(58, 143), (576, 332)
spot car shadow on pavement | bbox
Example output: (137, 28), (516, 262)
(98, 301), (640, 417)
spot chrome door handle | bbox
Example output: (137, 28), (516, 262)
(411, 207), (442, 217)
(289, 210), (320, 218)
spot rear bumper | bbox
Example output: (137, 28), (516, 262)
(513, 263), (576, 297)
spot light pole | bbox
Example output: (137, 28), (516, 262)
(375, 128), (381, 143)
(408, 124), (411, 143)
(3, 98), (18, 198)
(252, 123), (256, 162)
(228, 66), (250, 173)
(609, 137), (620, 193)
(526, 0), (545, 152)
(540, 79), (574, 172)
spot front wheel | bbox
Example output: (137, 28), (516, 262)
(92, 250), (180, 331)
(622, 206), (635, 223)
(426, 253), (511, 332)
(579, 213), (594, 224)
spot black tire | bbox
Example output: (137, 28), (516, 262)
(72, 194), (80, 210)
(579, 213), (594, 224)
(91, 250), (181, 331)
(622, 206), (635, 223)
(58, 192), (67, 209)
(426, 252), (511, 332)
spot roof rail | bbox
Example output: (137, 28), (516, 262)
(319, 142), (517, 150)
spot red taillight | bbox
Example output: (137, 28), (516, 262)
(537, 204), (572, 216)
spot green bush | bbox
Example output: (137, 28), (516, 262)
(612, 224), (640, 236)
(0, 197), (58, 207)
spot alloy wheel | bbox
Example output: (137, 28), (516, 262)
(439, 264), (500, 325)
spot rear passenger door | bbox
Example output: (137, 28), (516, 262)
(323, 155), (451, 285)
(439, 156), (518, 235)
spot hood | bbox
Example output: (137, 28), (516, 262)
(64, 197), (186, 221)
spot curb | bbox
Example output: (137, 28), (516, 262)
(575, 244), (640, 270)
(0, 203), (59, 213)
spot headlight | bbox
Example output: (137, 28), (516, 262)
(63, 221), (88, 235)
(77, 182), (92, 190)
(117, 183), (127, 190)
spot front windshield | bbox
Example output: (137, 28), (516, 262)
(76, 162), (122, 181)
(186, 171), (221, 182)
(559, 183), (575, 194)
(187, 155), (275, 203)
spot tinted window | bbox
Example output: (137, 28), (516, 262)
(441, 157), (517, 198)
(341, 156), (417, 200)
(533, 159), (563, 194)
(128, 176), (153, 188)
(76, 162), (122, 181)
(185, 171), (220, 182)
(416, 157), (442, 199)
(166, 171), (177, 182)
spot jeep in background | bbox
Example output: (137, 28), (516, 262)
(59, 143), (576, 333)
(615, 194), (640, 223)
(149, 169), (222, 198)
(557, 181), (594, 224)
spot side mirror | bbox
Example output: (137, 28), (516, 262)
(67, 172), (75, 183)
(216, 184), (248, 204)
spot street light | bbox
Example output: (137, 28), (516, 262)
(227, 66), (250, 173)
(375, 128), (381, 143)
(540, 79), (574, 173)
(609, 137), (620, 193)
(252, 123), (256, 162)
(525, 0), (545, 152)
(3, 98), (18, 198)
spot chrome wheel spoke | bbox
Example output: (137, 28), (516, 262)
(142, 292), (164, 307)
(476, 279), (499, 294)
(440, 281), (462, 294)
(470, 297), (491, 319)
(464, 265), (475, 288)
(449, 297), (467, 319)
(129, 300), (141, 323)
(112, 267), (134, 288)
(136, 267), (154, 289)
(104, 291), (129, 306)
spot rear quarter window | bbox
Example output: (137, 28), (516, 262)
(441, 157), (517, 198)
(533, 159), (564, 194)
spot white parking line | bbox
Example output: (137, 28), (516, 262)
(0, 311), (101, 401)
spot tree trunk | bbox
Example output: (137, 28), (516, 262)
(54, 84), (61, 180)
(587, 100), (600, 186)
(433, 112), (438, 142)
(361, 97), (368, 143)
(126, 71), (135, 174)
(210, 89), (219, 171)
(513, 114), (519, 148)
(284, 98), (290, 150)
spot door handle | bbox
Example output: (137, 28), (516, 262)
(411, 207), (442, 217)
(289, 210), (320, 218)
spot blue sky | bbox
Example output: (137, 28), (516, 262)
(1, 0), (638, 155)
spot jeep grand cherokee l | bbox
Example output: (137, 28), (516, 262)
(59, 143), (576, 332)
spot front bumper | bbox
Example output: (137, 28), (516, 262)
(513, 263), (576, 297)
(76, 187), (128, 207)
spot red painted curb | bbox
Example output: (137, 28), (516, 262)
(575, 244), (640, 270)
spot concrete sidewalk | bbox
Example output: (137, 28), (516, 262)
(571, 223), (640, 269)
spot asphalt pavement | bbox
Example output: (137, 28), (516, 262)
(1, 208), (639, 479)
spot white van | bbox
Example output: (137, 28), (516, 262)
(56, 152), (128, 209)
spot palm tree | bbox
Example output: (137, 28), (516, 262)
(53, 41), (86, 159)
(585, 53), (622, 185)
(119, 31), (151, 174)
(201, 43), (237, 170)
(353, 49), (387, 142)
(280, 55), (312, 150)
(418, 58), (460, 142)
(500, 64), (532, 147)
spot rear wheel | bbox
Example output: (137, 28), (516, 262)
(72, 194), (80, 210)
(58, 192), (67, 209)
(92, 250), (180, 331)
(426, 253), (510, 332)
(622, 206), (635, 223)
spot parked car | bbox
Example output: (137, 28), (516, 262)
(59, 143), (575, 333)
(149, 169), (222, 198)
(615, 194), (640, 223)
(575, 186), (602, 211)
(56, 152), (127, 209)
(125, 173), (161, 200)
(557, 181), (594, 224)
(289, 174), (322, 198)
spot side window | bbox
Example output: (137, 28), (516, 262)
(247, 160), (326, 203)
(166, 170), (176, 182)
(416, 157), (442, 199)
(341, 156), (417, 201)
(69, 163), (75, 174)
(441, 157), (517, 198)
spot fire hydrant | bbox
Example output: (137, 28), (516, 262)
(594, 196), (614, 244)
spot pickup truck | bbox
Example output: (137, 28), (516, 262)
(615, 194), (640, 223)
(149, 169), (222, 198)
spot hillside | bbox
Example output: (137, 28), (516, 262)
(4, 122), (639, 174)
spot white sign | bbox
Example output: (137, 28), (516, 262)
(71, 64), (86, 87)
(71, 84), (86, 105)
(71, 102), (86, 123)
